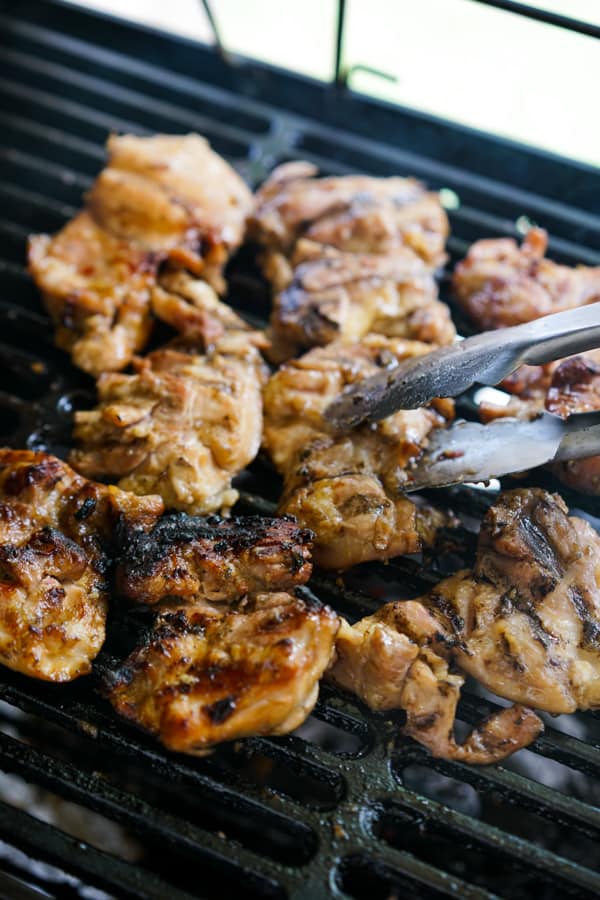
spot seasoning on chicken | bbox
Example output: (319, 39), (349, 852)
(151, 268), (268, 350)
(28, 212), (155, 376)
(267, 238), (455, 362)
(70, 335), (267, 515)
(331, 602), (542, 764)
(87, 133), (252, 291)
(28, 133), (253, 376)
(249, 162), (449, 268)
(441, 488), (600, 713)
(116, 513), (313, 604)
(452, 228), (600, 331)
(103, 591), (339, 754)
(263, 335), (454, 569)
(333, 486), (600, 761)
(0, 449), (163, 682)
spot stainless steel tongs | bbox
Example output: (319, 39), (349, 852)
(325, 302), (600, 490)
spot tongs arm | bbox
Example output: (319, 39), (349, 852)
(402, 410), (600, 493)
(327, 301), (600, 430)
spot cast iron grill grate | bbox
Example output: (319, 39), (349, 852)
(0, 2), (599, 897)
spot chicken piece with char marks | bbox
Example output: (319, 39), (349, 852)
(263, 335), (454, 569)
(71, 334), (267, 515)
(0, 450), (163, 682)
(116, 513), (313, 605)
(104, 591), (338, 754)
(332, 487), (600, 761)
(452, 228), (600, 330)
(332, 601), (542, 764)
(266, 238), (455, 362)
(105, 488), (338, 753)
(250, 162), (449, 267)
(28, 134), (253, 376)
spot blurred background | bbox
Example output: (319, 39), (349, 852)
(65, 0), (599, 166)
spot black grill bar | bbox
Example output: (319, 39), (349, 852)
(0, 1), (600, 897)
(465, 0), (600, 39)
(3, 11), (600, 251)
(0, 800), (196, 900)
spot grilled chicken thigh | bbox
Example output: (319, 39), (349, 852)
(0, 450), (163, 681)
(452, 228), (600, 330)
(28, 212), (155, 376)
(263, 336), (454, 568)
(116, 513), (313, 604)
(267, 239), (455, 362)
(71, 335), (266, 515)
(29, 133), (253, 375)
(332, 602), (542, 764)
(87, 134), (252, 291)
(333, 487), (600, 761)
(444, 489), (600, 712)
(250, 162), (449, 267)
(104, 591), (338, 753)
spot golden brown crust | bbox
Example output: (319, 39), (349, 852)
(331, 488), (600, 760)
(438, 489), (600, 713)
(267, 239), (455, 362)
(87, 133), (253, 288)
(28, 212), (155, 376)
(452, 228), (600, 330)
(104, 591), (339, 753)
(330, 596), (542, 765)
(29, 134), (254, 375)
(0, 449), (163, 681)
(70, 336), (266, 515)
(250, 162), (449, 267)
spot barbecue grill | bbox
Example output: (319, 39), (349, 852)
(1, 1), (600, 897)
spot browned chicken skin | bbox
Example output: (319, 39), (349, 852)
(452, 228), (600, 330)
(263, 336), (454, 568)
(332, 487), (600, 761)
(116, 513), (313, 605)
(332, 604), (541, 764)
(104, 592), (339, 754)
(250, 162), (450, 362)
(151, 268), (268, 350)
(0, 450), (163, 682)
(28, 134), (253, 376)
(87, 134), (252, 290)
(250, 162), (449, 267)
(70, 334), (266, 515)
(266, 239), (455, 362)
(447, 489), (600, 712)
(28, 212), (155, 376)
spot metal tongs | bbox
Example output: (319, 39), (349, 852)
(326, 302), (600, 491)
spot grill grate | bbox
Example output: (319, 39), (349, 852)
(1, 1), (600, 897)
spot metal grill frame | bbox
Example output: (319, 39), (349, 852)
(0, 1), (600, 897)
